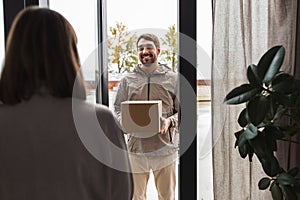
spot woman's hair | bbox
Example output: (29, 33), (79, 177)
(0, 6), (86, 104)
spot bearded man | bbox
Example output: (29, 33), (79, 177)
(114, 33), (179, 200)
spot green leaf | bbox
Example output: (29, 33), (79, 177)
(263, 46), (285, 82)
(295, 79), (300, 88)
(277, 173), (297, 186)
(272, 92), (291, 106)
(290, 88), (300, 107)
(238, 142), (249, 159)
(280, 124), (298, 137)
(269, 97), (278, 118)
(238, 109), (248, 127)
(281, 185), (298, 200)
(237, 124), (258, 147)
(287, 167), (299, 177)
(249, 134), (266, 157)
(235, 130), (255, 161)
(270, 182), (283, 200)
(234, 130), (243, 148)
(260, 156), (280, 177)
(248, 147), (254, 162)
(237, 130), (248, 147)
(272, 73), (294, 95)
(256, 46), (285, 83)
(263, 126), (284, 152)
(247, 64), (261, 85)
(244, 124), (258, 140)
(272, 104), (287, 123)
(258, 177), (271, 190)
(264, 134), (278, 152)
(265, 125), (284, 140)
(224, 84), (260, 104)
(247, 95), (270, 126)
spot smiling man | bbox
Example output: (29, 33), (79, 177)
(114, 33), (179, 200)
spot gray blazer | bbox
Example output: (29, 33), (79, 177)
(0, 95), (133, 200)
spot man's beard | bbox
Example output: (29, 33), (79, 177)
(143, 62), (154, 67)
(140, 54), (155, 66)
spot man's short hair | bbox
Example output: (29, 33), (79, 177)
(136, 33), (160, 49)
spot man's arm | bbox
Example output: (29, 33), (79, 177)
(168, 74), (179, 129)
(159, 75), (179, 134)
(159, 108), (178, 134)
(113, 78), (128, 122)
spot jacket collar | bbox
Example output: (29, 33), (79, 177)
(134, 63), (171, 75)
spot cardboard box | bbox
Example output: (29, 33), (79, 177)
(121, 100), (162, 137)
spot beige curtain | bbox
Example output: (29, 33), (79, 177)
(268, 0), (299, 173)
(211, 0), (298, 199)
(293, 1), (300, 174)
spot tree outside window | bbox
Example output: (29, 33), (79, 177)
(107, 23), (178, 73)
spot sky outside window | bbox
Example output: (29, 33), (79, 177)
(49, 0), (98, 81)
(49, 0), (99, 103)
(106, 0), (178, 75)
(106, 0), (177, 31)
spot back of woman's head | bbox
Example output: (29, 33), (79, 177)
(0, 6), (86, 104)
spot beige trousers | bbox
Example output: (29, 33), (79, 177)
(129, 154), (177, 200)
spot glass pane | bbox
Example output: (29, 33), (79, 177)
(106, 0), (178, 199)
(106, 0), (178, 108)
(49, 0), (98, 104)
(197, 1), (213, 200)
(0, 0), (5, 74)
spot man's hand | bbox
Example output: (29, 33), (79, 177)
(159, 117), (171, 134)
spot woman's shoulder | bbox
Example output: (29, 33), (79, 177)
(94, 103), (114, 117)
(77, 100), (117, 121)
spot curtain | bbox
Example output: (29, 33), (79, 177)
(211, 0), (298, 199)
(293, 0), (300, 175)
(268, 0), (299, 181)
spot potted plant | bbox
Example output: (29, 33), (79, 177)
(224, 45), (300, 199)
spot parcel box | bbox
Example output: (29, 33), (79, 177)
(121, 100), (162, 136)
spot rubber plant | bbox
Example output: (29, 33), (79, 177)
(224, 45), (300, 200)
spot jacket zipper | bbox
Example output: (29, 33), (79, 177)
(169, 129), (173, 143)
(147, 69), (173, 144)
(147, 76), (150, 100)
(146, 70), (173, 143)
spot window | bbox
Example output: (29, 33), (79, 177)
(106, 0), (178, 109)
(45, 1), (199, 199)
(107, 1), (178, 199)
(197, 1), (213, 200)
(49, 0), (98, 103)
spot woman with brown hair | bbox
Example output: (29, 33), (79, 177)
(0, 6), (132, 200)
